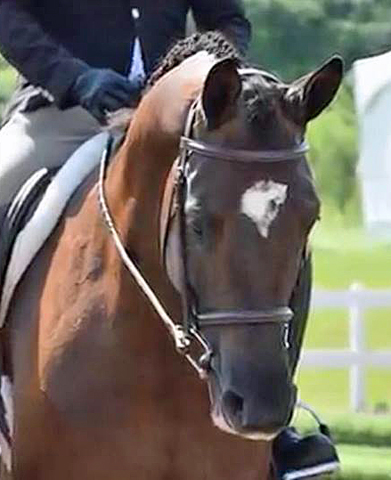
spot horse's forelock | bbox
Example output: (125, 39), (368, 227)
(242, 73), (286, 128)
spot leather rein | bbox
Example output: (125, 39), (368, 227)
(98, 95), (309, 379)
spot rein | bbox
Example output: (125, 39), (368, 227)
(98, 90), (309, 379)
(98, 136), (208, 378)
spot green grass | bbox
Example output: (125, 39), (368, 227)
(291, 121), (388, 480)
(336, 444), (391, 480)
(297, 368), (391, 413)
(0, 64), (16, 104)
(292, 415), (391, 478)
(299, 306), (391, 413)
(313, 243), (391, 289)
(294, 411), (391, 447)
(297, 369), (349, 410)
(303, 308), (391, 350)
(297, 205), (391, 413)
(365, 309), (391, 350)
(293, 415), (391, 478)
(311, 215), (391, 289)
(304, 309), (349, 348)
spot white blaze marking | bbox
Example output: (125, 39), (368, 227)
(241, 180), (288, 238)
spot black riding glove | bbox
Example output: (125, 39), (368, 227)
(70, 68), (143, 124)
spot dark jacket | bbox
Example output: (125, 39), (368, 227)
(0, 0), (251, 118)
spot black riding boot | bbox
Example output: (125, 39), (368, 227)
(272, 253), (340, 480)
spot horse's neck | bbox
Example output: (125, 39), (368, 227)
(102, 121), (181, 320)
(106, 130), (177, 243)
(93, 53), (277, 475)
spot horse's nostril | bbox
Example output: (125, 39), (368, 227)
(222, 390), (244, 423)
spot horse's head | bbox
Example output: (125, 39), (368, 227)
(161, 55), (343, 440)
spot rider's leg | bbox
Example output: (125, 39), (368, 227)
(273, 253), (340, 480)
(0, 105), (100, 207)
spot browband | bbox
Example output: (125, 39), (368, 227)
(180, 137), (309, 163)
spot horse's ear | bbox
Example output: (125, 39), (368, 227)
(202, 58), (242, 130)
(287, 55), (344, 123)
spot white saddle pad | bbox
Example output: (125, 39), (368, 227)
(0, 131), (109, 327)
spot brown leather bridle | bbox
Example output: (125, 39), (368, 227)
(162, 97), (308, 324)
(99, 79), (309, 378)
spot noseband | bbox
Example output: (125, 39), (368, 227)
(99, 79), (309, 378)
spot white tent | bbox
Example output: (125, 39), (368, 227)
(353, 50), (391, 236)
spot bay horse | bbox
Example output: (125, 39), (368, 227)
(2, 33), (342, 479)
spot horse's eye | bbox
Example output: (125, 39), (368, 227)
(269, 199), (278, 211)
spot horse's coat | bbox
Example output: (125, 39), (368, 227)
(241, 180), (288, 238)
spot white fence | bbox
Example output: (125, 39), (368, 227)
(301, 284), (391, 411)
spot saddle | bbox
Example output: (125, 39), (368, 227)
(0, 168), (56, 299)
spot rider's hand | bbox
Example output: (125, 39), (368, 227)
(70, 68), (143, 124)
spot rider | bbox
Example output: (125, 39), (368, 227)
(0, 1), (338, 478)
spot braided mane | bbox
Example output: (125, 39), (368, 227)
(108, 32), (245, 131)
(147, 31), (244, 87)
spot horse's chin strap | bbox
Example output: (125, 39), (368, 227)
(98, 135), (210, 379)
